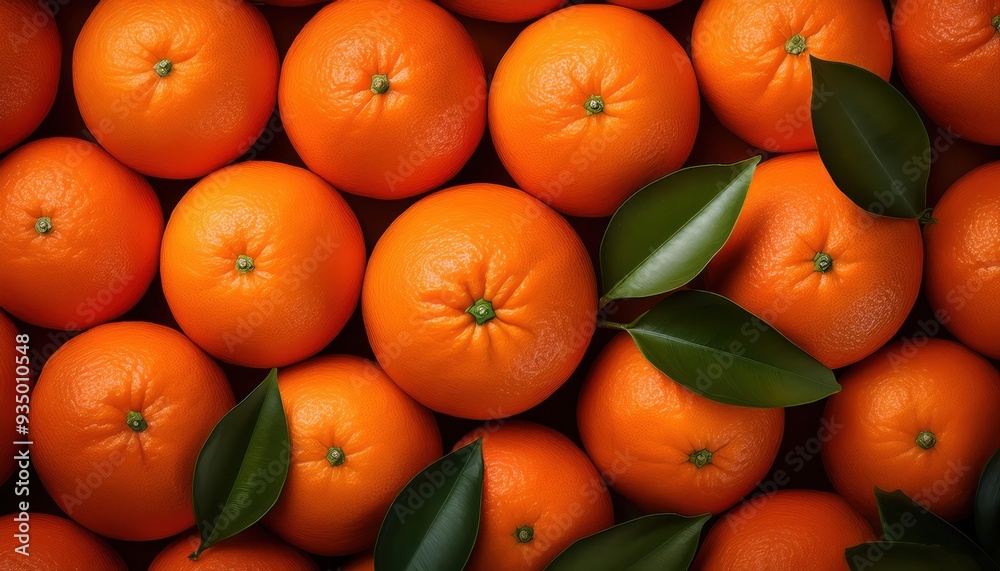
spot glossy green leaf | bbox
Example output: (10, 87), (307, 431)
(865, 488), (997, 570)
(545, 513), (709, 571)
(621, 290), (838, 408)
(600, 157), (760, 301)
(976, 447), (1000, 560)
(846, 542), (980, 570)
(190, 368), (289, 559)
(810, 56), (929, 219)
(375, 438), (484, 571)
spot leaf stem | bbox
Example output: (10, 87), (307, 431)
(601, 321), (629, 331)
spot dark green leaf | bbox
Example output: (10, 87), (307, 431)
(545, 513), (709, 571)
(869, 488), (997, 570)
(375, 438), (484, 571)
(621, 290), (838, 407)
(976, 448), (1000, 560)
(600, 157), (760, 301)
(846, 542), (981, 570)
(810, 56), (930, 218)
(190, 368), (289, 559)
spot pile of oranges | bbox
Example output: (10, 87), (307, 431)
(1, 0), (999, 570)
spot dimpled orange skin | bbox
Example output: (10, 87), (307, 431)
(437, 0), (563, 22)
(0, 312), (21, 484)
(264, 355), (442, 556)
(490, 4), (699, 217)
(31, 322), (235, 541)
(280, 0), (486, 199)
(924, 162), (1000, 359)
(0, 513), (126, 571)
(693, 490), (875, 571)
(609, 0), (683, 9)
(454, 422), (614, 571)
(0, 138), (163, 330)
(149, 526), (318, 571)
(822, 339), (1000, 523)
(894, 0), (1000, 146)
(578, 333), (784, 515)
(362, 184), (596, 419)
(0, 1), (60, 154)
(160, 161), (365, 368)
(704, 153), (923, 370)
(692, 0), (893, 153)
(72, 0), (278, 179)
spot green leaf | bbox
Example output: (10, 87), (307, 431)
(190, 368), (289, 559)
(976, 448), (1000, 560)
(600, 157), (760, 301)
(810, 56), (930, 219)
(620, 290), (838, 408)
(865, 488), (997, 570)
(375, 438), (484, 571)
(545, 513), (709, 571)
(846, 542), (981, 570)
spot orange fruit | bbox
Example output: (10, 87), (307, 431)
(693, 490), (875, 570)
(264, 355), (442, 556)
(822, 339), (1000, 523)
(343, 552), (375, 571)
(608, 0), (683, 8)
(0, 138), (163, 330)
(703, 153), (923, 369)
(0, 311), (23, 484)
(454, 421), (614, 571)
(280, 0), (486, 199)
(0, 513), (126, 571)
(438, 0), (562, 22)
(31, 321), (235, 540)
(490, 4), (699, 217)
(0, 0), (60, 154)
(150, 526), (318, 571)
(893, 0), (1000, 146)
(578, 333), (784, 515)
(692, 0), (893, 152)
(924, 161), (1000, 359)
(160, 161), (365, 368)
(362, 183), (596, 419)
(72, 0), (278, 179)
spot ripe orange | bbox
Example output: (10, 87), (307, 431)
(704, 153), (923, 369)
(0, 311), (22, 484)
(692, 0), (893, 152)
(578, 333), (784, 515)
(73, 0), (278, 179)
(924, 161), (1000, 359)
(362, 183), (596, 419)
(160, 161), (365, 368)
(264, 355), (442, 556)
(454, 421), (614, 571)
(149, 526), (318, 571)
(438, 0), (562, 22)
(31, 322), (235, 540)
(0, 0), (60, 154)
(0, 138), (163, 330)
(608, 0), (682, 8)
(822, 339), (1000, 523)
(893, 0), (1000, 145)
(693, 490), (875, 570)
(490, 4), (699, 217)
(343, 552), (375, 571)
(0, 513), (126, 571)
(280, 0), (485, 199)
